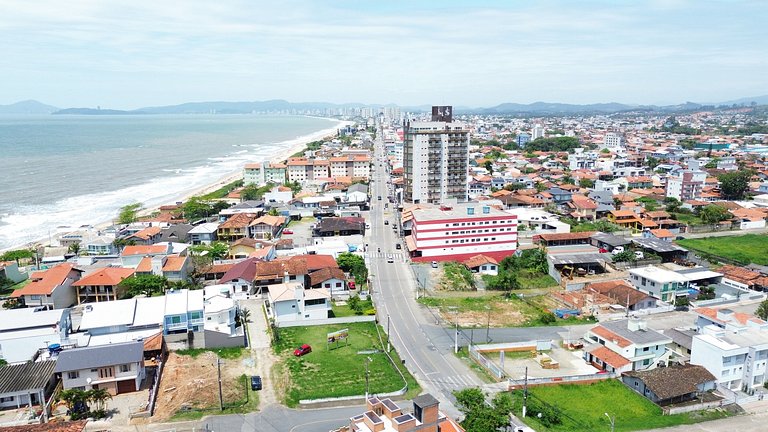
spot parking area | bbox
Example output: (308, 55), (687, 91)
(486, 345), (599, 380)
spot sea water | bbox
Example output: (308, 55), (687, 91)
(0, 114), (342, 250)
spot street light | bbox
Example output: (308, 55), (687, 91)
(448, 306), (459, 353)
(604, 412), (615, 432)
(386, 314), (391, 352)
(365, 357), (373, 399)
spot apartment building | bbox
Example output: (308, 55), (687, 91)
(666, 160), (707, 201)
(628, 266), (689, 303)
(691, 325), (768, 391)
(404, 203), (517, 263)
(403, 106), (469, 204)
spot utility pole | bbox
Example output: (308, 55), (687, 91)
(485, 306), (491, 343)
(217, 359), (224, 411)
(365, 357), (372, 399)
(455, 321), (459, 354)
(523, 366), (528, 418)
(387, 314), (391, 352)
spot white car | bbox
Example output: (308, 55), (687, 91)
(611, 246), (625, 255)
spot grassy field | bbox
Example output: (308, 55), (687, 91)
(510, 380), (727, 432)
(273, 322), (420, 407)
(0, 278), (30, 296)
(671, 211), (704, 226)
(518, 270), (558, 289)
(677, 234), (768, 265)
(175, 346), (245, 359)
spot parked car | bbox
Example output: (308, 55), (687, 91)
(250, 375), (262, 391)
(384, 220), (389, 225)
(387, 256), (394, 263)
(282, 229), (293, 235)
(611, 246), (625, 255)
(294, 344), (312, 357)
(431, 261), (438, 268)
(395, 243), (402, 250)
(378, 196), (382, 200)
(634, 251), (644, 259)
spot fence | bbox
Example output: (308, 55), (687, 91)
(468, 344), (506, 381)
(663, 399), (725, 415)
(508, 372), (616, 390)
(276, 315), (376, 328)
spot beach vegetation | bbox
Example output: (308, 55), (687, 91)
(181, 196), (230, 220)
(117, 203), (142, 224)
(120, 274), (169, 298)
(200, 179), (243, 200)
(0, 248), (35, 265)
(240, 183), (275, 201)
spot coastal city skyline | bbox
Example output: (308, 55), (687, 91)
(1, 0), (766, 109)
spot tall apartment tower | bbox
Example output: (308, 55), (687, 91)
(403, 106), (470, 204)
(532, 123), (545, 140)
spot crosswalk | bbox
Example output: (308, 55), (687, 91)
(425, 372), (480, 392)
(367, 252), (405, 259)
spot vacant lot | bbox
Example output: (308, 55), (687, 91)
(150, 351), (255, 421)
(510, 380), (727, 431)
(677, 234), (768, 265)
(273, 322), (419, 407)
(418, 292), (590, 327)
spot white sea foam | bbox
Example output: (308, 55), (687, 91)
(0, 120), (345, 251)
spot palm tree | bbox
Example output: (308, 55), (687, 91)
(86, 388), (112, 412)
(59, 389), (88, 414)
(237, 307), (252, 326)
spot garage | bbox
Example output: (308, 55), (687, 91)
(116, 379), (136, 394)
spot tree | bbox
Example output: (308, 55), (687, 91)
(182, 196), (214, 220)
(756, 299), (768, 320)
(336, 252), (368, 283)
(646, 156), (661, 171)
(86, 388), (112, 412)
(526, 136), (581, 152)
(484, 160), (493, 174)
(0, 249), (35, 265)
(454, 388), (512, 432)
(612, 250), (637, 263)
(120, 274), (168, 298)
(59, 389), (89, 417)
(698, 285), (716, 301)
(664, 197), (681, 213)
(578, 178), (594, 189)
(117, 203), (142, 225)
(241, 183), (275, 201)
(718, 170), (753, 200)
(699, 204), (731, 225)
(485, 272), (521, 295)
(68, 242), (81, 255)
(237, 307), (252, 326)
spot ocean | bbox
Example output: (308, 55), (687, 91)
(0, 114), (343, 250)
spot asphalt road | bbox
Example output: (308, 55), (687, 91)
(366, 134), (482, 419)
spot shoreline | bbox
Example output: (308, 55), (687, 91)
(1, 118), (354, 254)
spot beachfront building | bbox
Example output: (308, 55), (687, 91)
(329, 155), (372, 180)
(403, 202), (517, 263)
(10, 263), (83, 309)
(72, 267), (135, 304)
(403, 106), (470, 204)
(244, 162), (287, 185)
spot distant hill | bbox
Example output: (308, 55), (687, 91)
(137, 100), (429, 114)
(716, 95), (768, 106)
(52, 108), (145, 115)
(475, 101), (635, 114)
(0, 100), (59, 114)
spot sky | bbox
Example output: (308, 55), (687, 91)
(1, 0), (766, 109)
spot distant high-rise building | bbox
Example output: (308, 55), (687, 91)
(403, 106), (469, 204)
(516, 133), (531, 147)
(532, 123), (545, 140)
(603, 132), (623, 148)
(666, 160), (707, 201)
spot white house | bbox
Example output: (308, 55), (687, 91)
(188, 223), (219, 245)
(628, 266), (689, 303)
(691, 325), (768, 391)
(267, 283), (331, 324)
(10, 263), (82, 309)
(0, 308), (70, 364)
(263, 186), (294, 204)
(54, 341), (145, 395)
(0, 361), (58, 414)
(463, 254), (499, 276)
(583, 319), (672, 373)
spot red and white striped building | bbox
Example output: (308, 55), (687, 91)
(404, 203), (517, 263)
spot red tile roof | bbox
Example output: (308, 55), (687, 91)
(11, 263), (81, 297)
(121, 244), (168, 256)
(73, 267), (135, 287)
(591, 325), (631, 348)
(588, 345), (631, 368)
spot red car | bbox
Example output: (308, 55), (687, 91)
(283, 229), (293, 235)
(294, 344), (312, 357)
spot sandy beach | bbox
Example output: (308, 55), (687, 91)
(3, 118), (354, 253)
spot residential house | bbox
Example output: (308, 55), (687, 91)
(0, 361), (58, 414)
(645, 228), (675, 242)
(202, 289), (237, 336)
(621, 364), (717, 405)
(607, 209), (641, 229)
(628, 266), (688, 303)
(718, 265), (768, 291)
(54, 341), (145, 395)
(345, 183), (369, 205)
(120, 244), (170, 268)
(125, 226), (162, 245)
(217, 213), (257, 242)
(263, 185), (294, 204)
(219, 257), (260, 298)
(586, 280), (657, 312)
(309, 267), (349, 298)
(338, 394), (464, 432)
(228, 238), (275, 260)
(188, 222), (219, 245)
(158, 224), (193, 244)
(583, 319), (672, 373)
(693, 307), (768, 332)
(546, 187), (573, 204)
(75, 296), (165, 345)
(249, 214), (286, 240)
(567, 194), (597, 221)
(625, 176), (653, 189)
(313, 217), (366, 237)
(72, 267), (135, 304)
(0, 308), (71, 364)
(84, 237), (117, 255)
(163, 289), (205, 336)
(691, 324), (768, 390)
(730, 208), (767, 230)
(0, 261), (25, 284)
(135, 254), (191, 282)
(10, 263), (82, 309)
(463, 254), (499, 276)
(267, 283), (331, 324)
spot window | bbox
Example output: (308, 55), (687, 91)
(90, 369), (98, 372)
(67, 371), (80, 380)
(643, 347), (650, 352)
(120, 364), (131, 373)
(0, 396), (14, 402)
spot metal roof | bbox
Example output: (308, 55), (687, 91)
(591, 232), (632, 247)
(54, 341), (143, 372)
(632, 237), (687, 253)
(0, 361), (57, 393)
(551, 253), (609, 266)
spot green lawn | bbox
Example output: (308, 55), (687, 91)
(330, 302), (358, 317)
(510, 380), (727, 432)
(175, 346), (245, 360)
(0, 278), (29, 296)
(273, 322), (419, 407)
(671, 212), (704, 226)
(518, 270), (558, 289)
(199, 179), (244, 200)
(677, 234), (768, 265)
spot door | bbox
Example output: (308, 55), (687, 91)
(116, 379), (136, 394)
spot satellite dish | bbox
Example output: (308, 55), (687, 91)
(86, 378), (92, 384)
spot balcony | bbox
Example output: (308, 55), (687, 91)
(166, 322), (188, 332)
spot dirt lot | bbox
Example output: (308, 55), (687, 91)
(426, 290), (570, 327)
(149, 352), (246, 421)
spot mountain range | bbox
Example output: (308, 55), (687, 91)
(0, 96), (767, 116)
